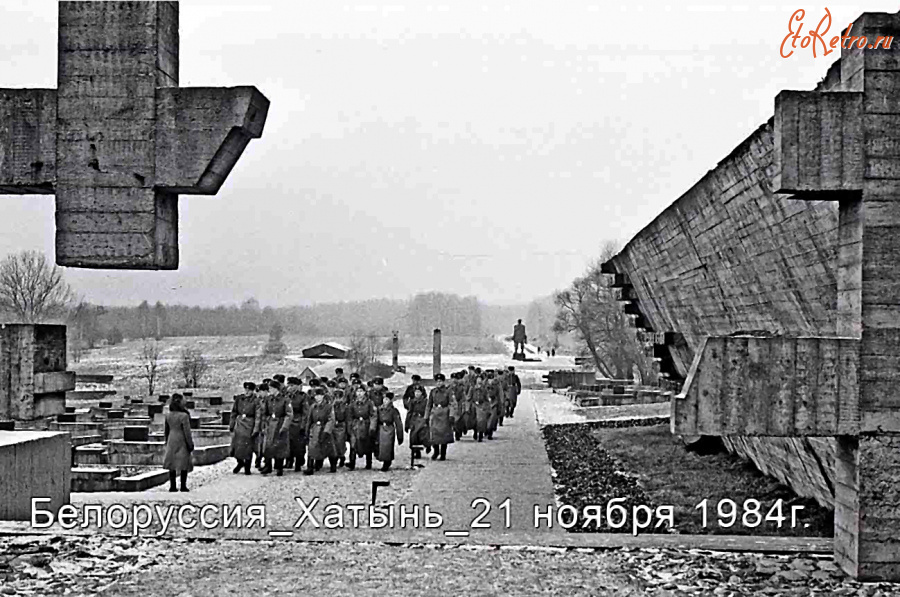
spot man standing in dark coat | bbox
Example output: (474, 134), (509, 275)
(287, 377), (309, 472)
(348, 385), (376, 470)
(468, 376), (491, 442)
(404, 386), (430, 456)
(506, 366), (521, 417)
(374, 391), (404, 471)
(426, 374), (456, 461)
(230, 381), (261, 474)
(305, 388), (337, 475)
(260, 380), (293, 476)
(254, 383), (267, 470)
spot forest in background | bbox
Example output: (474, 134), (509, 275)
(67, 292), (550, 350)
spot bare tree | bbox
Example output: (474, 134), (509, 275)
(0, 251), (75, 323)
(141, 339), (162, 397)
(365, 333), (380, 364)
(179, 347), (209, 388)
(347, 332), (371, 374)
(553, 242), (655, 383)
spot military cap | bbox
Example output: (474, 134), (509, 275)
(314, 387), (325, 395)
(434, 373), (445, 381)
(263, 378), (273, 384)
(270, 380), (283, 389)
(327, 380), (337, 388)
(335, 367), (344, 374)
(273, 374), (286, 383)
(350, 372), (360, 379)
(319, 376), (329, 382)
(243, 381), (256, 390)
(351, 378), (362, 385)
(508, 366), (515, 371)
(258, 383), (270, 392)
(411, 374), (421, 381)
(308, 379), (320, 387)
(385, 391), (395, 399)
(287, 377), (300, 385)
(373, 377), (384, 384)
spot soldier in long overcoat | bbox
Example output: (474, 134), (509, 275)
(255, 383), (268, 470)
(451, 372), (472, 440)
(331, 388), (350, 467)
(468, 376), (491, 442)
(374, 392), (404, 471)
(405, 385), (430, 456)
(506, 366), (521, 417)
(230, 381), (261, 475)
(286, 378), (310, 472)
(260, 380), (293, 476)
(485, 371), (501, 436)
(164, 394), (194, 492)
(305, 388), (338, 474)
(426, 374), (456, 461)
(347, 385), (376, 470)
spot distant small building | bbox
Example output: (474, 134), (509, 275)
(299, 366), (318, 382)
(301, 342), (350, 359)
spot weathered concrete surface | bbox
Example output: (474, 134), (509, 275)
(0, 324), (73, 421)
(673, 336), (860, 437)
(0, 431), (71, 520)
(0, 1), (269, 270)
(605, 10), (900, 581)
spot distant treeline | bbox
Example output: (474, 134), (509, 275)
(70, 293), (531, 347)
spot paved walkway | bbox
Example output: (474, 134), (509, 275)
(395, 389), (561, 540)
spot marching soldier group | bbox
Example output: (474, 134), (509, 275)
(229, 365), (522, 476)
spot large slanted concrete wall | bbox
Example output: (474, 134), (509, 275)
(608, 64), (848, 509)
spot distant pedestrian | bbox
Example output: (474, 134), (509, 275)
(551, 348), (556, 357)
(164, 393), (194, 492)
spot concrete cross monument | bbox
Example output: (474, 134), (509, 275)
(672, 12), (900, 581)
(0, 1), (269, 269)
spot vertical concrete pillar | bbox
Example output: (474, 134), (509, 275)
(391, 331), (399, 371)
(433, 329), (441, 378)
(833, 12), (900, 581)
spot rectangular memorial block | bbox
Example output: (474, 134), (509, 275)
(0, 431), (70, 521)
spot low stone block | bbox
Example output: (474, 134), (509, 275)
(57, 413), (76, 423)
(123, 426), (149, 442)
(98, 401), (113, 409)
(107, 410), (124, 420)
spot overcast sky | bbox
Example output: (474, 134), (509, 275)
(0, 1), (892, 307)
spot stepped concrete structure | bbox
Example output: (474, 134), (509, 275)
(0, 1), (269, 269)
(0, 324), (74, 421)
(603, 11), (900, 581)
